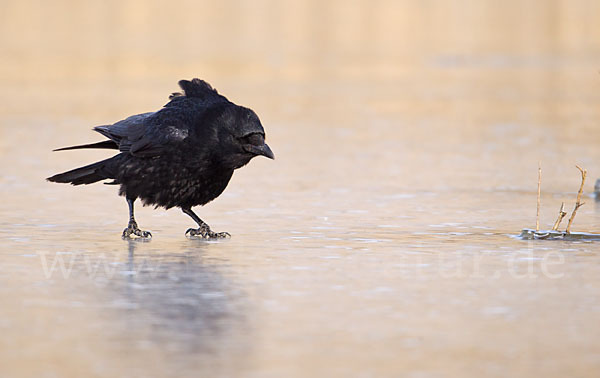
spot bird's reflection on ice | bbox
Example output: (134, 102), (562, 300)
(103, 239), (247, 355)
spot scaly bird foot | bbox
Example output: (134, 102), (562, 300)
(185, 224), (230, 239)
(122, 221), (152, 239)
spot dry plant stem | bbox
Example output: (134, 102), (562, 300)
(536, 162), (541, 231)
(551, 202), (567, 231)
(565, 165), (587, 234)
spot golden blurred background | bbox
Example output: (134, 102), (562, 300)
(1, 0), (599, 114)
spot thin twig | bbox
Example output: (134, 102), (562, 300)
(565, 165), (587, 234)
(551, 202), (567, 231)
(536, 162), (541, 231)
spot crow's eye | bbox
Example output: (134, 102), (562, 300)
(239, 133), (264, 146)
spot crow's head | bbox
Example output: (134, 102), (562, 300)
(217, 105), (274, 169)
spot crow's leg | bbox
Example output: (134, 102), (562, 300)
(182, 207), (230, 239)
(122, 197), (152, 239)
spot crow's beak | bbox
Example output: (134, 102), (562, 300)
(257, 143), (275, 159)
(244, 143), (275, 160)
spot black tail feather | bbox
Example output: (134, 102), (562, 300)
(53, 140), (118, 152)
(47, 158), (114, 186)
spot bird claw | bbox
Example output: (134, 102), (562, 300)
(185, 225), (230, 239)
(122, 221), (152, 239)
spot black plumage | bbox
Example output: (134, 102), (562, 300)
(47, 78), (274, 238)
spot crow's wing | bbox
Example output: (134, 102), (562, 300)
(94, 112), (187, 158)
(93, 79), (224, 158)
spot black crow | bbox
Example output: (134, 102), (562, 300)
(47, 78), (274, 239)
